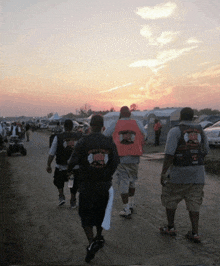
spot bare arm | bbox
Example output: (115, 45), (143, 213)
(160, 154), (174, 186)
(46, 155), (54, 173)
(161, 154), (174, 175)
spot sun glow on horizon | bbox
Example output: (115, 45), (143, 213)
(1, 0), (220, 117)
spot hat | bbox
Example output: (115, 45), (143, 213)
(90, 115), (103, 127)
(120, 106), (131, 118)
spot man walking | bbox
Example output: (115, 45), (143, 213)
(154, 118), (162, 146)
(25, 123), (31, 142)
(104, 106), (147, 218)
(67, 115), (119, 263)
(46, 119), (82, 207)
(160, 107), (209, 243)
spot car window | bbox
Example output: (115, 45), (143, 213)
(212, 121), (220, 127)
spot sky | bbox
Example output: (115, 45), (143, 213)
(1, 0), (220, 117)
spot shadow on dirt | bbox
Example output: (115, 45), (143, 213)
(0, 152), (24, 265)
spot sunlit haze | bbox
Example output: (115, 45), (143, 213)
(1, 0), (220, 117)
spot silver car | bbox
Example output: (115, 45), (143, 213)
(204, 121), (220, 146)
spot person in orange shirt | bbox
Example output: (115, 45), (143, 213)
(154, 118), (162, 146)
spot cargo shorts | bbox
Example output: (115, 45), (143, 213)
(115, 163), (139, 194)
(161, 183), (204, 212)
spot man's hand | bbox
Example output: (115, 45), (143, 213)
(160, 173), (169, 186)
(66, 172), (72, 180)
(46, 166), (52, 173)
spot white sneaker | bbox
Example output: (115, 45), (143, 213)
(119, 208), (131, 218)
(129, 203), (135, 213)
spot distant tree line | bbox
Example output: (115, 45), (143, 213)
(47, 106), (220, 120)
(193, 108), (220, 116)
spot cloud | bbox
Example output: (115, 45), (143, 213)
(129, 46), (198, 72)
(188, 65), (220, 79)
(136, 2), (177, 20)
(140, 25), (153, 38)
(157, 31), (180, 46)
(130, 94), (144, 99)
(186, 38), (202, 44)
(140, 25), (179, 46)
(99, 82), (132, 93)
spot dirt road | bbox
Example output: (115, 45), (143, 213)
(1, 131), (220, 265)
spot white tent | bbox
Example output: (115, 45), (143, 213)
(49, 113), (62, 120)
(103, 112), (120, 128)
(103, 110), (149, 129)
(146, 108), (182, 144)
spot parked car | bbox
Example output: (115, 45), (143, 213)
(38, 119), (49, 129)
(204, 121), (220, 146)
(200, 115), (220, 124)
(48, 121), (61, 131)
(199, 121), (213, 129)
(40, 123), (48, 129)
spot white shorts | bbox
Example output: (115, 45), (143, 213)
(115, 163), (138, 194)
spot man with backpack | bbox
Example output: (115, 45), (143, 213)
(46, 119), (82, 207)
(103, 106), (147, 218)
(160, 107), (209, 243)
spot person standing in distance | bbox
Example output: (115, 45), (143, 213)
(10, 122), (21, 137)
(46, 119), (82, 207)
(103, 106), (147, 218)
(160, 107), (209, 243)
(25, 123), (31, 142)
(154, 118), (162, 146)
(67, 115), (119, 263)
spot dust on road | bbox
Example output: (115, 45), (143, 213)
(1, 131), (220, 265)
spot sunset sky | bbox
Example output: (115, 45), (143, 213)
(1, 0), (220, 117)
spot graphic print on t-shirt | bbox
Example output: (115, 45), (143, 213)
(87, 149), (109, 168)
(119, 130), (136, 144)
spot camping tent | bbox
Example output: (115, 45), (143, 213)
(103, 111), (149, 129)
(49, 113), (62, 120)
(146, 108), (182, 144)
(103, 112), (120, 128)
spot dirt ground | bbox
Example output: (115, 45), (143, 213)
(1, 131), (220, 265)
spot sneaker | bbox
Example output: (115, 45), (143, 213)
(129, 203), (135, 213)
(160, 226), (177, 236)
(94, 235), (105, 249)
(185, 231), (201, 243)
(85, 240), (100, 263)
(119, 208), (131, 219)
(70, 199), (76, 209)
(58, 195), (65, 206)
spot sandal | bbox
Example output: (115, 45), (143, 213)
(185, 231), (201, 243)
(160, 226), (177, 236)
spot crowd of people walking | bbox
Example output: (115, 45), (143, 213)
(45, 106), (209, 263)
(1, 106), (209, 263)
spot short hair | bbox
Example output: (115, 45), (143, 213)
(90, 115), (103, 132)
(180, 107), (194, 121)
(64, 119), (73, 131)
(119, 106), (131, 118)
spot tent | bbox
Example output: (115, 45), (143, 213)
(103, 111), (149, 129)
(49, 113), (62, 120)
(103, 112), (120, 128)
(146, 108), (182, 144)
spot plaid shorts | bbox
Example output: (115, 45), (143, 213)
(115, 163), (139, 194)
(161, 183), (204, 212)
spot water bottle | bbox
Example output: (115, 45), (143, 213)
(68, 176), (74, 188)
